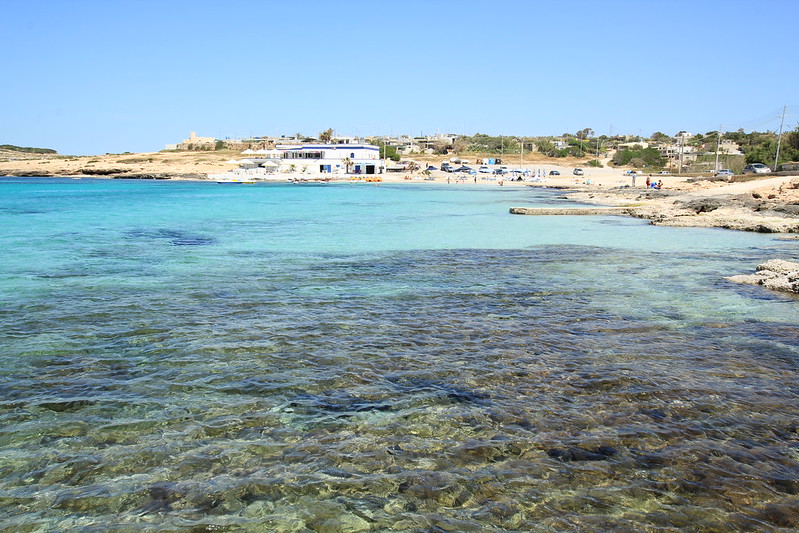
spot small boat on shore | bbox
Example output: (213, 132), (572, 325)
(288, 177), (332, 184)
(216, 178), (256, 184)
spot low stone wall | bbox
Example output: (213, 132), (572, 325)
(509, 207), (633, 216)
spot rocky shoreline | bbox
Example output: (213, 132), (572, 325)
(0, 168), (206, 180)
(556, 176), (799, 234)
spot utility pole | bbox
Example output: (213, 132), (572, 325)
(714, 125), (721, 173)
(678, 135), (684, 175)
(775, 105), (787, 172)
(595, 135), (600, 162)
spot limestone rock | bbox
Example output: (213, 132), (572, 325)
(680, 198), (724, 213)
(725, 259), (799, 294)
(757, 259), (799, 274)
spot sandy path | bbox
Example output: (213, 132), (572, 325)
(676, 176), (797, 198)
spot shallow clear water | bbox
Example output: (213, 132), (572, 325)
(1, 178), (798, 532)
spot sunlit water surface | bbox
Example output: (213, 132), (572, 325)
(1, 178), (798, 532)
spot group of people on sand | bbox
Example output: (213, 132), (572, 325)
(645, 176), (664, 189)
(632, 173), (663, 189)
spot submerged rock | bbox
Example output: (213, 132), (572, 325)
(547, 445), (617, 462)
(725, 259), (799, 294)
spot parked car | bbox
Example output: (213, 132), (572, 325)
(743, 163), (771, 174)
(573, 168), (584, 176)
(549, 170), (560, 176)
(478, 166), (491, 173)
(657, 170), (670, 175)
(715, 169), (734, 177)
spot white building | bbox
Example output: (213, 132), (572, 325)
(276, 143), (381, 174)
(210, 143), (383, 181)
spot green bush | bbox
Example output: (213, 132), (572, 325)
(0, 144), (57, 154)
(612, 147), (664, 168)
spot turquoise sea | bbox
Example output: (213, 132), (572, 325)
(1, 177), (798, 532)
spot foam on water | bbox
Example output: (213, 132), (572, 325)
(1, 178), (798, 531)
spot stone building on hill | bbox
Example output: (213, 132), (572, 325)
(165, 132), (217, 150)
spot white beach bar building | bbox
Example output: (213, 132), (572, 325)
(276, 143), (381, 175)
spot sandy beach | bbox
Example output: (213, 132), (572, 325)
(2, 149), (798, 234)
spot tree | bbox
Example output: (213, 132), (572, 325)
(777, 125), (799, 165)
(386, 145), (401, 162)
(380, 144), (400, 161)
(432, 139), (451, 155)
(536, 139), (555, 156)
(651, 132), (671, 142)
(453, 137), (469, 153)
(611, 147), (665, 168)
(319, 128), (333, 143)
(786, 125), (799, 150)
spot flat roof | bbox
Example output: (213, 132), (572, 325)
(277, 144), (379, 151)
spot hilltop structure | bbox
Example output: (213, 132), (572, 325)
(164, 132), (216, 151)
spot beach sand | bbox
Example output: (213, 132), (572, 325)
(2, 149), (798, 233)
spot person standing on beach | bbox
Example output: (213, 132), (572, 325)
(631, 173), (636, 187)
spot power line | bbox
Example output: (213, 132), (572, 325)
(723, 107), (799, 132)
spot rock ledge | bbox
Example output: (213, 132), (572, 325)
(725, 259), (799, 294)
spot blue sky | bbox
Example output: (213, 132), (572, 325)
(3, 0), (798, 155)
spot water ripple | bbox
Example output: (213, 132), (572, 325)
(2, 244), (799, 530)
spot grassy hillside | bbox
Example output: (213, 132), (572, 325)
(0, 144), (57, 155)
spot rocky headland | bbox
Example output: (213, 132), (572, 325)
(559, 175), (799, 234)
(0, 149), (241, 181)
